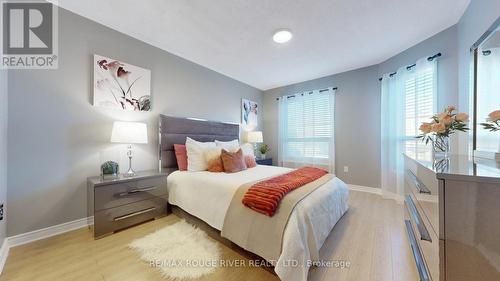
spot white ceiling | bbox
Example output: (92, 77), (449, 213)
(54, 0), (470, 90)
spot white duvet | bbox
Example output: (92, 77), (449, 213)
(167, 165), (349, 281)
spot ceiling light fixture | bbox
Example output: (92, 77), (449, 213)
(273, 29), (293, 43)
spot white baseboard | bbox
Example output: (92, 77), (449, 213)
(348, 184), (404, 204)
(348, 184), (382, 195)
(381, 190), (404, 204)
(0, 216), (94, 274)
(0, 239), (8, 274)
(8, 216), (93, 248)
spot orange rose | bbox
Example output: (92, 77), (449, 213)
(431, 123), (446, 134)
(455, 112), (469, 122)
(419, 123), (432, 134)
(437, 112), (449, 121)
(442, 115), (453, 125)
(488, 110), (500, 122)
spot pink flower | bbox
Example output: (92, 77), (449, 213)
(455, 112), (469, 122)
(97, 59), (108, 70)
(106, 61), (121, 72)
(117, 66), (130, 78)
(446, 105), (456, 113)
(488, 110), (500, 122)
(431, 123), (446, 134)
(419, 123), (432, 134)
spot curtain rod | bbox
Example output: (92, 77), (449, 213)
(275, 87), (338, 101)
(378, 52), (441, 81)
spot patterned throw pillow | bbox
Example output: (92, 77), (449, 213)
(221, 149), (247, 173)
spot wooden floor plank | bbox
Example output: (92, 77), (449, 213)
(0, 191), (419, 281)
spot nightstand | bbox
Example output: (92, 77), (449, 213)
(87, 169), (175, 238)
(256, 158), (273, 166)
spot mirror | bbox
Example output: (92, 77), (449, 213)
(472, 17), (500, 159)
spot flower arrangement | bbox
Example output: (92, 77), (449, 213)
(480, 110), (500, 132)
(417, 106), (469, 145)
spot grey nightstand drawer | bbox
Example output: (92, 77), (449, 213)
(94, 196), (167, 238)
(95, 177), (166, 211)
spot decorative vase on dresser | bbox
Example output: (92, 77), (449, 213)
(404, 153), (500, 281)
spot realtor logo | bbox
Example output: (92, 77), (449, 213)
(1, 0), (58, 69)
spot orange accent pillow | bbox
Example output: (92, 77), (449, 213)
(221, 149), (247, 173)
(174, 144), (188, 171)
(207, 156), (224, 172)
(245, 155), (257, 168)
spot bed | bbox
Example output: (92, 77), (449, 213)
(159, 115), (349, 281)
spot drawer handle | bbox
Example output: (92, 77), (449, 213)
(406, 170), (431, 194)
(405, 220), (431, 281)
(118, 186), (157, 197)
(405, 195), (432, 242)
(113, 207), (157, 221)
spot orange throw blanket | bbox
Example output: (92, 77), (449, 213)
(242, 167), (328, 216)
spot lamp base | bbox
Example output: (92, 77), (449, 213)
(123, 167), (136, 177)
(123, 146), (136, 177)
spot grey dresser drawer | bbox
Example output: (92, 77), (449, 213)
(404, 156), (439, 237)
(405, 196), (439, 281)
(94, 196), (167, 238)
(94, 176), (166, 211)
(405, 170), (439, 237)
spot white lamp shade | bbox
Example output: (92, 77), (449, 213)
(246, 131), (263, 143)
(110, 121), (148, 144)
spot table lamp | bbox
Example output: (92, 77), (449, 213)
(246, 131), (263, 156)
(110, 121), (148, 177)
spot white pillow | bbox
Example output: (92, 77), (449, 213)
(240, 143), (255, 157)
(186, 137), (216, 171)
(204, 147), (222, 163)
(215, 139), (240, 152)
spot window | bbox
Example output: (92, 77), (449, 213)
(381, 56), (437, 196)
(278, 88), (335, 171)
(404, 63), (436, 159)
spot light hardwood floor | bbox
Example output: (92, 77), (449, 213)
(0, 191), (419, 281)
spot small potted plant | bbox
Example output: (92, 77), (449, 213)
(259, 144), (270, 159)
(417, 106), (469, 158)
(480, 110), (500, 132)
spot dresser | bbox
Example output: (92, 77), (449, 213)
(404, 153), (500, 281)
(87, 169), (174, 238)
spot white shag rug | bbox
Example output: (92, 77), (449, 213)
(129, 220), (221, 280)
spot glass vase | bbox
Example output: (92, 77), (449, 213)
(433, 135), (450, 158)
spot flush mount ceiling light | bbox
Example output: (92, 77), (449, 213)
(273, 29), (293, 43)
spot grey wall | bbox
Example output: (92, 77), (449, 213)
(0, 70), (7, 244)
(7, 8), (263, 236)
(263, 65), (381, 188)
(262, 24), (466, 190)
(378, 25), (460, 155)
(457, 0), (500, 154)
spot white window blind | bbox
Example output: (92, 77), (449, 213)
(278, 88), (335, 172)
(404, 63), (437, 159)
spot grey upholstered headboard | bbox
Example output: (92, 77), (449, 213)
(159, 115), (240, 170)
